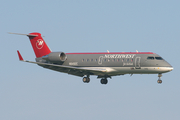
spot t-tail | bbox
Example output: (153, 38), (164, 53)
(9, 32), (51, 58)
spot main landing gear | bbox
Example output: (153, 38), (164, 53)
(157, 73), (162, 84)
(82, 76), (90, 83)
(82, 75), (108, 84)
(100, 78), (108, 84)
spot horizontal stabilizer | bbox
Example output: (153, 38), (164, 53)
(17, 50), (24, 61)
(8, 32), (38, 37)
(10, 32), (50, 58)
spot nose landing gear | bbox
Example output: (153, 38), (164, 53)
(157, 73), (162, 84)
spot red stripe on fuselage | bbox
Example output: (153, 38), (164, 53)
(66, 52), (154, 55)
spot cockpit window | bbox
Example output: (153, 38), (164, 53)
(155, 57), (163, 60)
(147, 57), (154, 60)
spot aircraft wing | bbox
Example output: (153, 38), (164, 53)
(25, 60), (108, 77)
(17, 51), (108, 77)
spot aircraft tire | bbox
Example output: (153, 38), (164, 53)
(87, 78), (90, 83)
(101, 79), (108, 84)
(83, 77), (90, 83)
(157, 79), (162, 84)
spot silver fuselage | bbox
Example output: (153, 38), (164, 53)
(36, 52), (173, 77)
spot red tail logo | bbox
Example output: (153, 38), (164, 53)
(28, 32), (51, 58)
(36, 39), (44, 49)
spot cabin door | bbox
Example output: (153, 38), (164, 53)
(135, 57), (141, 69)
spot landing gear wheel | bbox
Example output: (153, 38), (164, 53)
(87, 77), (90, 83)
(83, 77), (86, 83)
(100, 79), (108, 84)
(83, 77), (90, 83)
(157, 73), (162, 84)
(157, 79), (162, 84)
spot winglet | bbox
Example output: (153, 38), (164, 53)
(17, 50), (24, 61)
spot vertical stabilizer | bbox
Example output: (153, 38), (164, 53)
(28, 32), (51, 58)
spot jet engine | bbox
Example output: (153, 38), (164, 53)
(42, 52), (67, 63)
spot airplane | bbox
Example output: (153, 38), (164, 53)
(11, 32), (173, 84)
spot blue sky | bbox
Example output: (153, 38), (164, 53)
(0, 0), (179, 120)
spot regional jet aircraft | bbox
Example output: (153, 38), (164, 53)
(11, 32), (173, 84)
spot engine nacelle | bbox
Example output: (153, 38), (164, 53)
(43, 52), (67, 63)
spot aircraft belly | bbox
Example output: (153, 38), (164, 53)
(101, 66), (173, 74)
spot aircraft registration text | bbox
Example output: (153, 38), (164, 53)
(69, 62), (78, 66)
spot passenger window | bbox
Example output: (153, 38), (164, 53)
(91, 59), (93, 62)
(95, 59), (98, 62)
(147, 57), (154, 60)
(122, 59), (124, 62)
(104, 59), (106, 62)
(131, 59), (133, 62)
(82, 59), (84, 62)
(155, 57), (163, 60)
(127, 59), (129, 62)
(87, 59), (89, 62)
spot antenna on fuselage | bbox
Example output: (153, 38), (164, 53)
(107, 50), (109, 53)
(136, 50), (138, 53)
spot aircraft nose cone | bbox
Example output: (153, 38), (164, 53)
(166, 62), (173, 71)
(167, 66), (173, 72)
(169, 67), (173, 71)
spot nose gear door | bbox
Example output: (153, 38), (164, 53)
(135, 57), (141, 69)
